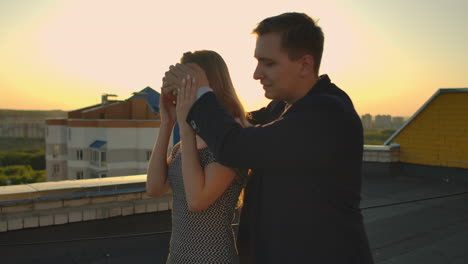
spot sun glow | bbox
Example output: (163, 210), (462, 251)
(1, 0), (466, 116)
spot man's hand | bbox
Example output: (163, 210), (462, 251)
(161, 63), (184, 102)
(162, 63), (209, 102)
(183, 63), (209, 89)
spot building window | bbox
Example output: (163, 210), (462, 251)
(53, 145), (59, 158)
(68, 128), (71, 141)
(100, 151), (107, 166)
(53, 164), (60, 174)
(92, 150), (97, 163)
(76, 149), (83, 160)
(91, 150), (107, 167)
(76, 171), (84, 179)
(146, 151), (152, 161)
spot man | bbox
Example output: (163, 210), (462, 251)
(165, 12), (373, 264)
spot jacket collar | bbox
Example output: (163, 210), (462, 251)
(308, 74), (332, 95)
(279, 74), (332, 118)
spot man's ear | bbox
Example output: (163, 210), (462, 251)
(299, 55), (315, 77)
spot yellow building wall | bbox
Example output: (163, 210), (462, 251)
(391, 92), (468, 168)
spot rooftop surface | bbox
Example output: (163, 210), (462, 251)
(1, 173), (468, 264)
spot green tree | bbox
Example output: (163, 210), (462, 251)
(0, 165), (46, 186)
(0, 151), (45, 170)
(364, 129), (396, 145)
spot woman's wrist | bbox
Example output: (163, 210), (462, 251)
(179, 123), (195, 138)
(161, 120), (176, 128)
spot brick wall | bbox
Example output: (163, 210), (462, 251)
(392, 92), (468, 168)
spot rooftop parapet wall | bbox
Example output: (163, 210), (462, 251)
(0, 176), (171, 233)
(46, 119), (162, 128)
(363, 144), (400, 163)
(0, 146), (400, 233)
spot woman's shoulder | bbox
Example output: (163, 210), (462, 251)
(198, 145), (216, 167)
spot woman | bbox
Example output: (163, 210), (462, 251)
(146, 50), (249, 264)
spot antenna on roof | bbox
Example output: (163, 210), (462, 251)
(101, 94), (118, 105)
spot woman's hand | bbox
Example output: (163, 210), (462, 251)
(159, 93), (177, 127)
(176, 75), (198, 131)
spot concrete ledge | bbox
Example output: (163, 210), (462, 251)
(0, 146), (407, 233)
(0, 175), (172, 233)
(364, 144), (400, 163)
(0, 175), (147, 203)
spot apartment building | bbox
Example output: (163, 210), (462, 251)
(0, 120), (46, 138)
(45, 87), (176, 181)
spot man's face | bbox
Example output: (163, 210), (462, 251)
(253, 32), (303, 102)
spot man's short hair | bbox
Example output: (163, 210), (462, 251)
(253, 12), (324, 75)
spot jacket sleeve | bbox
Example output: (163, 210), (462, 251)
(248, 100), (286, 125)
(186, 92), (345, 169)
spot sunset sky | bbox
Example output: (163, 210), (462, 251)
(1, 0), (466, 117)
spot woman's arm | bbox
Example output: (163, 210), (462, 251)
(146, 122), (173, 197)
(179, 124), (237, 211)
(146, 93), (177, 197)
(176, 75), (237, 211)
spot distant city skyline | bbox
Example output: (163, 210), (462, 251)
(0, 107), (411, 120)
(1, 0), (467, 116)
(361, 113), (406, 130)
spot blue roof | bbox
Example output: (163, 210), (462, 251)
(130, 86), (160, 113)
(89, 140), (107, 149)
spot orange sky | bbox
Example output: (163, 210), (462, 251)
(1, 0), (467, 117)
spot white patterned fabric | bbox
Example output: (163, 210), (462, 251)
(166, 143), (246, 264)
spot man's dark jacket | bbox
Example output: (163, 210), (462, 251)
(186, 75), (373, 264)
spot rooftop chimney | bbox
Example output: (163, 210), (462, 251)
(101, 94), (117, 105)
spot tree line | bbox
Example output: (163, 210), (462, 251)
(0, 138), (46, 186)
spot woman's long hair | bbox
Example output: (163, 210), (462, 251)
(180, 50), (250, 128)
(181, 50), (249, 209)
